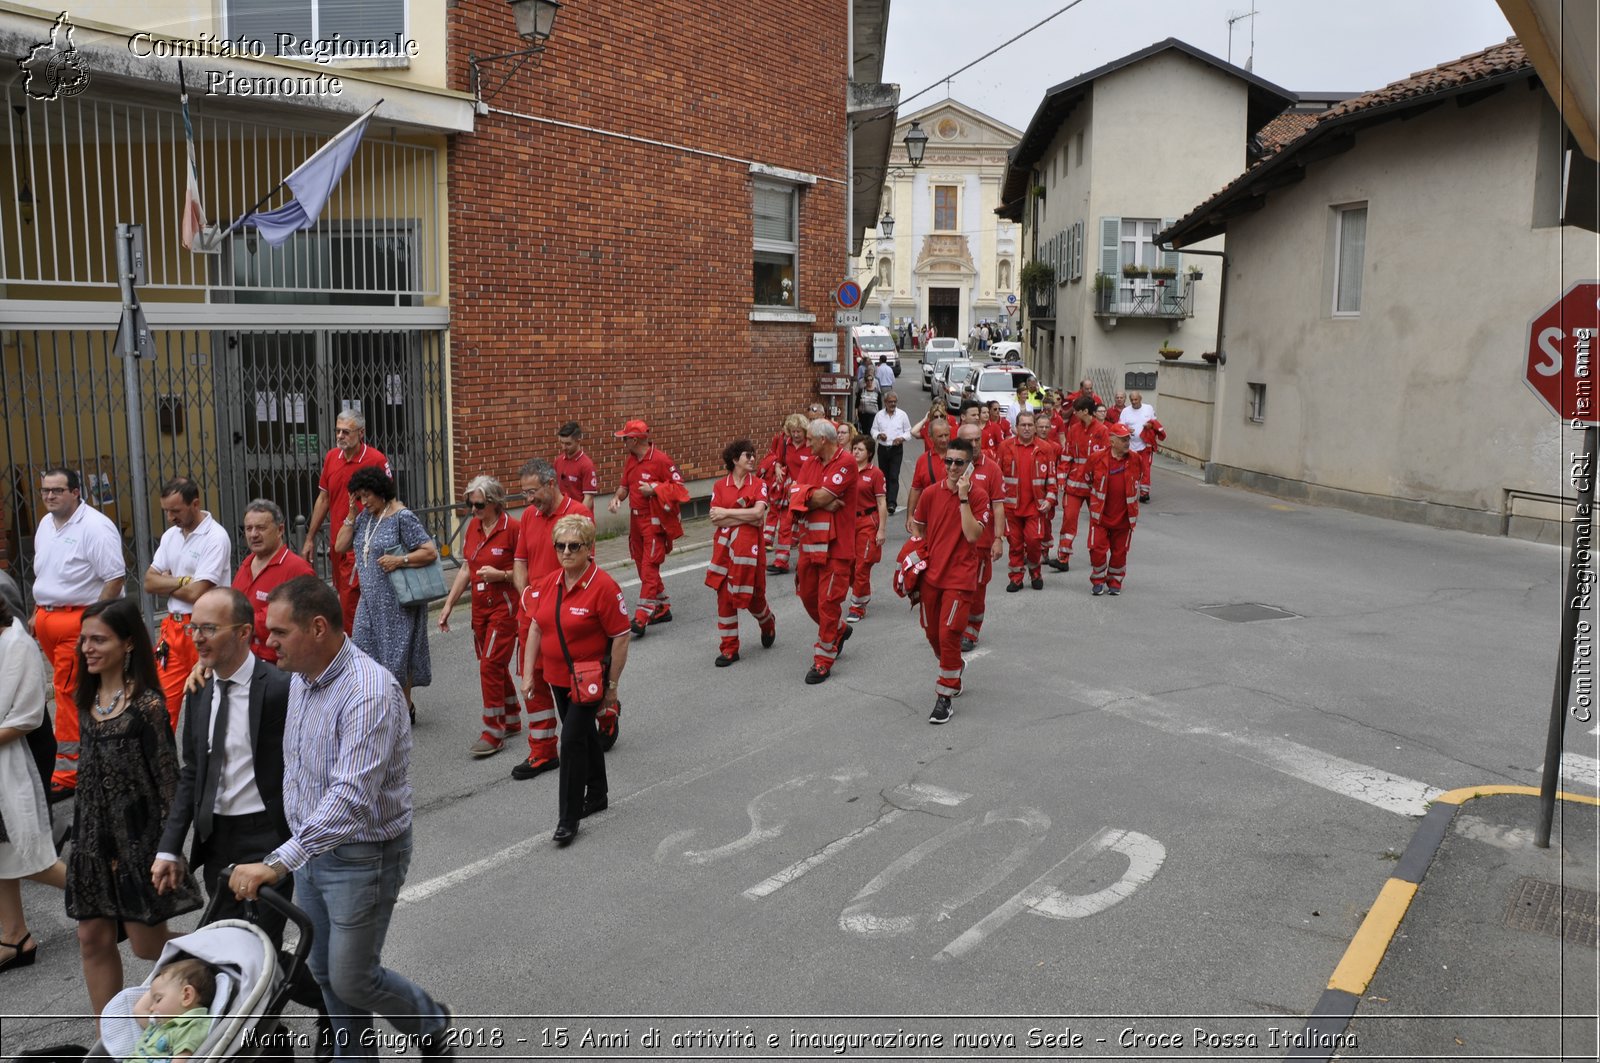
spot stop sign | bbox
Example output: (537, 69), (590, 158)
(1526, 280), (1600, 424)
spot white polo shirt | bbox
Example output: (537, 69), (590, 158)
(33, 502), (125, 607)
(151, 512), (233, 616)
(1121, 403), (1158, 453)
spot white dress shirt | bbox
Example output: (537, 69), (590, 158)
(151, 512), (233, 616)
(32, 502), (124, 607)
(871, 408), (912, 446)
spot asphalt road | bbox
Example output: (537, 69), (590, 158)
(6, 364), (1594, 1059)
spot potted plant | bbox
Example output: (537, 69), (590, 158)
(1149, 264), (1177, 280)
(1122, 263), (1149, 279)
(1201, 351), (1219, 363)
(1092, 272), (1114, 294)
(1158, 337), (1183, 360)
(1020, 260), (1055, 312)
(1187, 263), (1204, 282)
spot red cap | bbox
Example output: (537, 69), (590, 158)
(1109, 423), (1133, 437)
(614, 419), (650, 439)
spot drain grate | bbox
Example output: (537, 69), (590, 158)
(1194, 602), (1301, 623)
(1504, 877), (1599, 947)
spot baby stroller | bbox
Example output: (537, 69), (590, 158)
(10, 883), (314, 1063)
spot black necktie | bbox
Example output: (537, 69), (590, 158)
(196, 679), (231, 843)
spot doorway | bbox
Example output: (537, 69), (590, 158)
(928, 287), (961, 340)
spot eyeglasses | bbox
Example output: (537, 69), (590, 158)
(554, 541), (586, 553)
(40, 487), (69, 496)
(184, 622), (245, 639)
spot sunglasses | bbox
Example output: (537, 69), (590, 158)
(945, 458), (969, 468)
(554, 541), (586, 553)
(468, 501), (489, 509)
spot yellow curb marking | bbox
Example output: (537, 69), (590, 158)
(1324, 786), (1599, 996)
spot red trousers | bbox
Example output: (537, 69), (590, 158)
(1058, 492), (1088, 560)
(474, 606), (519, 741)
(1088, 521), (1133, 589)
(628, 524), (670, 624)
(919, 585), (970, 696)
(796, 555), (851, 673)
(1006, 510), (1049, 581)
(767, 506), (797, 570)
(156, 614), (197, 731)
(1132, 449), (1153, 494)
(850, 520), (882, 608)
(715, 578), (774, 656)
(35, 605), (84, 788)
(964, 554), (993, 641)
(331, 548), (360, 635)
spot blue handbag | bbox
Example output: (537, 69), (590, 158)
(385, 541), (447, 606)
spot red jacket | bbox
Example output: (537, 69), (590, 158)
(997, 436), (1057, 516)
(1140, 417), (1167, 455)
(1087, 449), (1140, 529)
(1063, 418), (1110, 497)
(622, 445), (687, 543)
(705, 473), (767, 607)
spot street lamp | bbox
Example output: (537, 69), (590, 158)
(879, 212), (894, 237)
(470, 0), (563, 107)
(902, 120), (929, 167)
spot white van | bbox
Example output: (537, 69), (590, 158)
(851, 325), (900, 376)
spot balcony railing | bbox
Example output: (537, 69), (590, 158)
(1095, 276), (1196, 319)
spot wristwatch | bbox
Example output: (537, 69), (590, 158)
(265, 858), (288, 883)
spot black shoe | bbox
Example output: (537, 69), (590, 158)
(1031, 575), (1044, 590)
(648, 608), (673, 626)
(715, 652), (739, 667)
(887, 505), (897, 515)
(553, 822), (578, 846)
(1108, 586), (1121, 596)
(929, 696), (953, 725)
(511, 756), (558, 780)
(804, 666), (830, 685)
(582, 795), (609, 817)
(1140, 494), (1151, 503)
(767, 564), (789, 575)
(960, 637), (976, 653)
(760, 627), (776, 649)
(48, 783), (75, 805)
(630, 620), (647, 637)
(1048, 558), (1070, 572)
(408, 702), (417, 725)
(1092, 584), (1106, 596)
(418, 1007), (455, 1057)
(1005, 581), (1023, 593)
(837, 625), (852, 653)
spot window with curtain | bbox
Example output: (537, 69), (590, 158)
(753, 182), (799, 307)
(1334, 205), (1367, 315)
(227, 0), (406, 56)
(934, 186), (958, 231)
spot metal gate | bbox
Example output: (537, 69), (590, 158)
(0, 326), (450, 594)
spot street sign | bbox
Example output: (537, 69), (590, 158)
(836, 280), (863, 309)
(1006, 293), (1018, 305)
(835, 309), (862, 327)
(812, 333), (838, 364)
(1005, 304), (1018, 317)
(817, 373), (854, 395)
(1526, 280), (1600, 424)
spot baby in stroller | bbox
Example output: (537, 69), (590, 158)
(126, 958), (218, 1063)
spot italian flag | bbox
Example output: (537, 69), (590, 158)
(179, 63), (206, 251)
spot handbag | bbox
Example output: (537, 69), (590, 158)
(554, 579), (608, 708)
(384, 515), (448, 606)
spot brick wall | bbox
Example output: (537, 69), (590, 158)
(446, 0), (849, 494)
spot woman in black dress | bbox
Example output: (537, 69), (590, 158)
(64, 598), (201, 1019)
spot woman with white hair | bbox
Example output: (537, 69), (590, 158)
(440, 475), (521, 757)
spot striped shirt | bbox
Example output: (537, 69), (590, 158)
(270, 637), (412, 871)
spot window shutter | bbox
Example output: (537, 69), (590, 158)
(1159, 219), (1180, 272)
(754, 185), (795, 243)
(1099, 216), (1120, 279)
(1160, 218), (1181, 310)
(1073, 220), (1085, 280)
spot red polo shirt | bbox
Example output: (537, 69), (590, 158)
(233, 545), (316, 662)
(813, 447), (858, 562)
(318, 443), (392, 529)
(515, 495), (594, 583)
(968, 455), (1003, 549)
(914, 482), (991, 592)
(554, 449), (599, 503)
(855, 465), (886, 517)
(910, 450), (948, 493)
(464, 513), (520, 617)
(526, 563), (631, 687)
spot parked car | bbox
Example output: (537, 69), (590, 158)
(933, 359), (979, 408)
(920, 337), (966, 390)
(851, 324), (900, 376)
(969, 366), (1038, 421)
(988, 341), (1023, 363)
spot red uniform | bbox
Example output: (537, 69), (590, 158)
(997, 436), (1058, 585)
(914, 480), (991, 697)
(705, 473), (774, 657)
(1058, 417), (1110, 564)
(918, 414), (960, 448)
(514, 494), (595, 764)
(1087, 448), (1140, 592)
(318, 442), (392, 634)
(524, 563), (631, 685)
(963, 454), (1003, 643)
(554, 449), (599, 504)
(232, 546), (316, 663)
(794, 445), (857, 677)
(849, 464), (887, 619)
(620, 444), (686, 626)
(1136, 417), (1166, 500)
(980, 419), (1011, 455)
(909, 449), (947, 494)
(760, 433), (810, 571)
(464, 512), (521, 744)
(1107, 404), (1125, 424)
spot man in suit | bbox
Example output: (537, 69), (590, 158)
(152, 586), (290, 922)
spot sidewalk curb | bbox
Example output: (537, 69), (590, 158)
(1284, 784), (1600, 1060)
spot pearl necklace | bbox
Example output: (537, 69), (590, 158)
(93, 681), (130, 719)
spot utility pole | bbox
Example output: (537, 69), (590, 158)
(114, 223), (157, 629)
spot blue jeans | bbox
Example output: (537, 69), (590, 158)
(295, 830), (445, 1058)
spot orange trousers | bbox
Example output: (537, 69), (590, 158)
(35, 605), (85, 789)
(156, 614), (196, 731)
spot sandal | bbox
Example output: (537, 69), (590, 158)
(0, 932), (37, 974)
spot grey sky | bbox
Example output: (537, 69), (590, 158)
(882, 0), (1516, 132)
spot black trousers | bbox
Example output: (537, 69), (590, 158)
(877, 443), (904, 512)
(553, 686), (607, 828)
